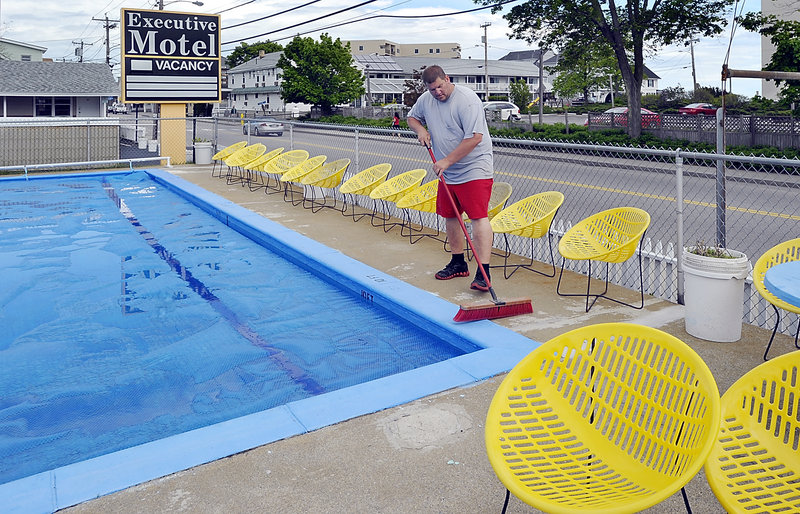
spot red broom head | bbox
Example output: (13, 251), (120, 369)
(452, 298), (533, 322)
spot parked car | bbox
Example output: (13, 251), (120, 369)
(242, 118), (284, 136)
(678, 103), (718, 116)
(483, 101), (521, 121)
(109, 103), (127, 114)
(589, 107), (661, 128)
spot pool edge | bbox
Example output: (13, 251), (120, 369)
(0, 169), (539, 513)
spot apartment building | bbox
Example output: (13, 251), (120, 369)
(345, 39), (461, 59)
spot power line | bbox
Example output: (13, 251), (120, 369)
(223, 0), (324, 30)
(223, 0), (522, 46)
(223, 0), (381, 45)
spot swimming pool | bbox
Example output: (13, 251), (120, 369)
(0, 169), (537, 513)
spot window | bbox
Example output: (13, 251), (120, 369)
(414, 49), (419, 54)
(54, 97), (70, 116)
(359, 45), (364, 51)
(647, 79), (655, 88)
(428, 48), (433, 53)
(35, 97), (52, 116)
(435, 49), (440, 54)
(21, 55), (32, 61)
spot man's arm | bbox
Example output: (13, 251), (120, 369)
(407, 116), (430, 148)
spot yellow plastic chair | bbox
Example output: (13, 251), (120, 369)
(395, 180), (441, 244)
(486, 323), (720, 514)
(211, 141), (246, 178)
(368, 168), (427, 232)
(447, 181), (513, 258)
(224, 143), (266, 185)
(300, 158), (351, 212)
(752, 238), (800, 360)
(339, 163), (392, 222)
(260, 149), (310, 193)
(280, 155), (327, 205)
(245, 147), (284, 191)
(490, 191), (564, 278)
(704, 350), (800, 513)
(557, 207), (651, 312)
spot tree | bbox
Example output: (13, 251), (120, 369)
(549, 40), (620, 105)
(477, 0), (735, 137)
(277, 34), (365, 115)
(226, 41), (283, 68)
(740, 13), (800, 105)
(402, 67), (428, 107)
(509, 78), (533, 112)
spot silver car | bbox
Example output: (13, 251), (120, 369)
(242, 118), (284, 136)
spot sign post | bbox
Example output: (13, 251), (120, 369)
(121, 8), (221, 164)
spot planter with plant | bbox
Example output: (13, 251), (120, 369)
(683, 241), (751, 342)
(192, 137), (213, 165)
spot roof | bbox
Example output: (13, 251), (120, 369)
(0, 37), (47, 53)
(0, 61), (118, 96)
(229, 52), (282, 73)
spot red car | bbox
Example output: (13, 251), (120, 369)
(679, 103), (718, 116)
(589, 107), (661, 128)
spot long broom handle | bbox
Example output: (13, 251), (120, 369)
(425, 145), (500, 303)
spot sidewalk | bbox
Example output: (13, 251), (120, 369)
(65, 164), (793, 514)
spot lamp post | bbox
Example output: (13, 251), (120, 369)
(481, 22), (491, 100)
(365, 64), (371, 108)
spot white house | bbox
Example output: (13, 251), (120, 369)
(0, 37), (47, 62)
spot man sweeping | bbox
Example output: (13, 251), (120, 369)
(407, 65), (495, 292)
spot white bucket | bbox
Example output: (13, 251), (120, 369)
(683, 248), (751, 342)
(147, 140), (158, 153)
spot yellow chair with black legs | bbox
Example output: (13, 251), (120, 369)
(300, 158), (351, 212)
(704, 350), (800, 513)
(245, 148), (284, 191)
(557, 207), (650, 312)
(490, 191), (564, 278)
(260, 149), (309, 193)
(368, 168), (426, 232)
(224, 143), (266, 185)
(211, 141), (246, 178)
(280, 155), (327, 205)
(395, 180), (441, 244)
(339, 163), (392, 221)
(486, 323), (721, 514)
(752, 238), (800, 360)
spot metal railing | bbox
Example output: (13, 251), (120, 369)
(3, 116), (799, 337)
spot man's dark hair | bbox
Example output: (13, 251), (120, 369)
(421, 65), (447, 84)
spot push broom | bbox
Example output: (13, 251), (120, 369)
(425, 145), (533, 322)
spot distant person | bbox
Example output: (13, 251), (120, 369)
(392, 111), (401, 136)
(407, 65), (494, 292)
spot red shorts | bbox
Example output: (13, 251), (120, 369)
(436, 179), (493, 219)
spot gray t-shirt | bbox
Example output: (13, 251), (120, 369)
(408, 85), (493, 184)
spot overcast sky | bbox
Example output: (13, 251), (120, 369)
(1, 0), (765, 97)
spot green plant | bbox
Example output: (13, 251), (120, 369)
(688, 241), (736, 258)
(193, 137), (210, 143)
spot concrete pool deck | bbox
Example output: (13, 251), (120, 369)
(63, 164), (797, 514)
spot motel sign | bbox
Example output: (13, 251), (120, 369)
(121, 8), (221, 103)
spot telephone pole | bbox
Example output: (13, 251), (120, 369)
(481, 22), (491, 101)
(92, 14), (119, 68)
(72, 40), (93, 63)
(689, 38), (698, 97)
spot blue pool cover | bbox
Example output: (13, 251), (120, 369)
(0, 169), (537, 513)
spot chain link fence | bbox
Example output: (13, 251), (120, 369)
(3, 116), (799, 337)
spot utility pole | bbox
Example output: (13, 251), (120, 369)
(481, 22), (491, 101)
(537, 48), (544, 124)
(689, 38), (698, 97)
(72, 40), (92, 63)
(92, 14), (119, 68)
